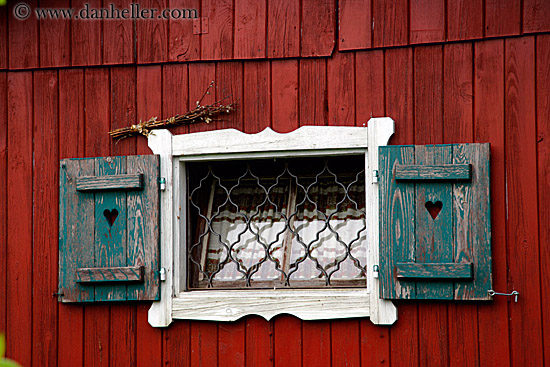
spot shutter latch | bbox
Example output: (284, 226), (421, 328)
(488, 289), (519, 302)
(373, 170), (379, 183)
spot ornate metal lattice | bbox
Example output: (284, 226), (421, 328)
(187, 155), (367, 289)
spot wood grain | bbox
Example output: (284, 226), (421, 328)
(6, 72), (33, 366)
(0, 73), (6, 337)
(267, 0), (300, 58)
(410, 0), (445, 44)
(234, 0), (266, 59)
(299, 58), (327, 126)
(338, 0), (371, 51)
(76, 266), (144, 283)
(272, 60), (299, 133)
(8, 0), (38, 69)
(103, 0), (135, 64)
(32, 71), (59, 367)
(39, 0), (70, 67)
(136, 0), (168, 63)
(71, 0), (102, 66)
(505, 36), (543, 367)
(355, 50), (385, 122)
(201, 0), (233, 60)
(373, 0), (408, 47)
(327, 52), (355, 126)
(447, 0), (482, 41)
(301, 0), (335, 57)
(524, 0), (550, 33)
(485, 0), (520, 37)
(168, 0), (200, 61)
(243, 61), (271, 133)
(474, 39), (510, 367)
(395, 164), (471, 181)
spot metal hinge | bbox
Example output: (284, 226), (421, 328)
(373, 265), (380, 278)
(159, 267), (167, 281)
(373, 170), (379, 183)
(159, 177), (166, 191)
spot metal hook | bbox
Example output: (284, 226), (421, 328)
(488, 289), (519, 302)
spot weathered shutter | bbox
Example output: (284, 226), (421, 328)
(378, 144), (491, 300)
(58, 155), (160, 302)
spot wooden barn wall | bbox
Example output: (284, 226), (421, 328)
(1, 2), (550, 367)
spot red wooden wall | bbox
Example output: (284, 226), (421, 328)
(1, 1), (550, 366)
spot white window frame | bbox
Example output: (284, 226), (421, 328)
(147, 117), (397, 327)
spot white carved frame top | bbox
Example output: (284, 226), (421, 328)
(147, 118), (397, 327)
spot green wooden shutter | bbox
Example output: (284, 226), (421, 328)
(58, 155), (160, 302)
(379, 144), (491, 300)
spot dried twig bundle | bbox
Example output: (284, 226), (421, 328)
(108, 82), (236, 141)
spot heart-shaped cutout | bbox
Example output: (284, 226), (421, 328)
(103, 209), (119, 227)
(425, 201), (443, 220)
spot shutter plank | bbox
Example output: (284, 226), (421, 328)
(127, 155), (160, 300)
(94, 157), (128, 301)
(395, 164), (471, 181)
(59, 159), (94, 302)
(453, 143), (492, 300)
(379, 145), (416, 299)
(76, 266), (144, 283)
(76, 174), (143, 191)
(414, 145), (454, 300)
(396, 263), (473, 279)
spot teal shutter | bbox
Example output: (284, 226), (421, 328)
(379, 144), (491, 300)
(58, 155), (160, 302)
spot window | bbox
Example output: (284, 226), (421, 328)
(147, 118), (398, 327)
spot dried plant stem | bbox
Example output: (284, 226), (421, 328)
(108, 82), (236, 141)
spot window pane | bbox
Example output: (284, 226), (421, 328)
(187, 156), (366, 289)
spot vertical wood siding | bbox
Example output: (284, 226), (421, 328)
(1, 1), (550, 366)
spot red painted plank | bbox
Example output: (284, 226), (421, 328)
(301, 0), (336, 57)
(245, 317), (272, 367)
(443, 43), (473, 142)
(218, 319), (246, 367)
(447, 0), (483, 41)
(0, 73), (5, 337)
(83, 66), (111, 367)
(385, 47), (414, 144)
(485, 0), (520, 37)
(39, 0), (71, 67)
(505, 36), (544, 367)
(32, 70), (59, 367)
(110, 305), (136, 367)
(414, 46), (443, 144)
(473, 39), (510, 367)
(215, 62), (244, 130)
(84, 69), (110, 157)
(58, 68), (85, 367)
(302, 321), (330, 367)
(414, 45), (448, 367)
(355, 50), (384, 123)
(536, 33), (550, 367)
(162, 63), (189, 135)
(201, 0), (233, 60)
(299, 59), (327, 126)
(338, 0), (372, 51)
(389, 305), (419, 367)
(373, 0), (408, 47)
(71, 0), (102, 66)
(327, 51), (355, 125)
(524, 0), (550, 33)
(274, 316), (301, 367)
(136, 0), (168, 63)
(385, 47), (419, 367)
(164, 321), (191, 367)
(410, 0), (445, 44)
(442, 43), (479, 367)
(188, 63), (216, 133)
(418, 304), (449, 367)
(111, 67), (137, 156)
(6, 72), (33, 366)
(234, 0), (267, 59)
(360, 320), (390, 366)
(103, 0), (134, 64)
(136, 305), (162, 367)
(332, 320), (360, 367)
(243, 61), (271, 133)
(168, 0), (200, 61)
(84, 310), (110, 367)
(8, 0), (38, 69)
(267, 0), (300, 58)
(136, 65), (162, 154)
(190, 321), (218, 367)
(0, 7), (7, 69)
(271, 59), (298, 133)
